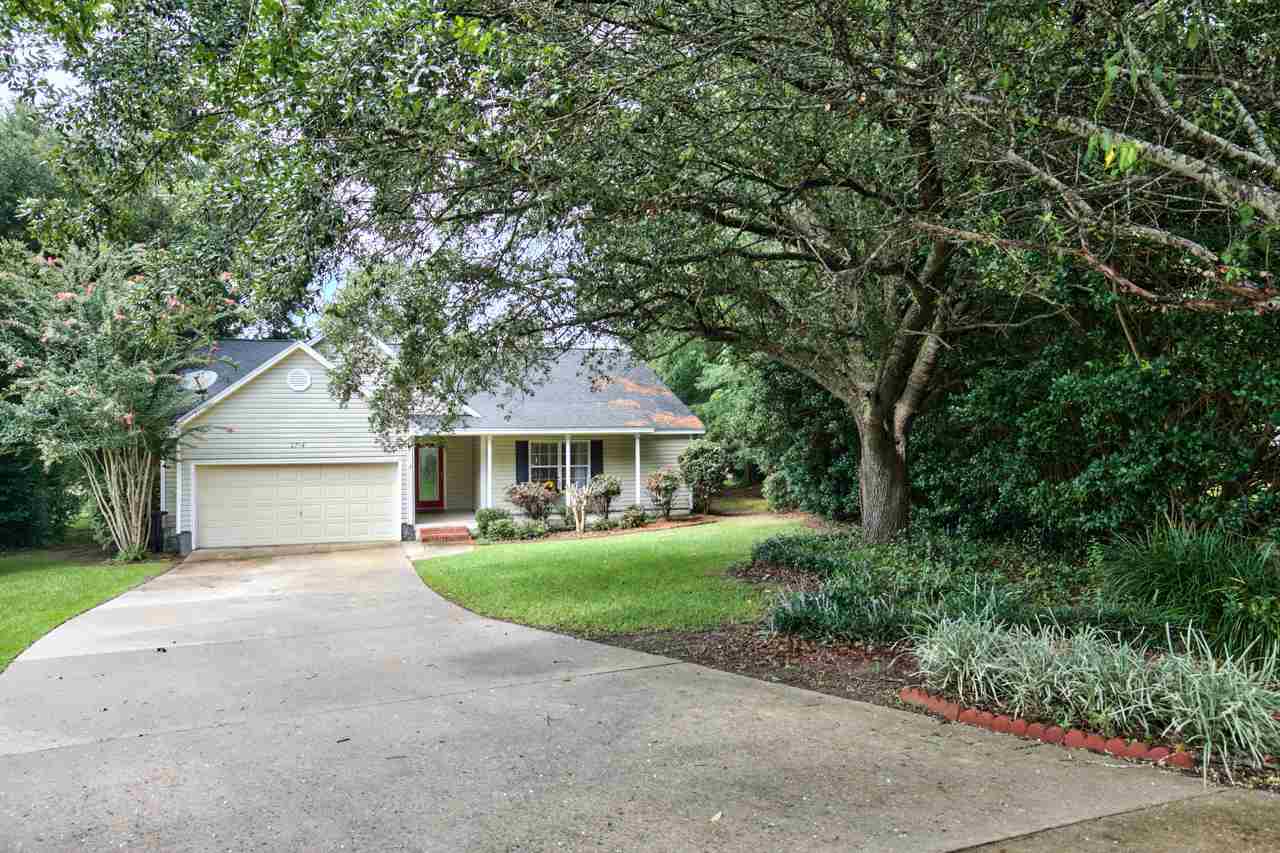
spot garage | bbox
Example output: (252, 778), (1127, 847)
(195, 463), (400, 549)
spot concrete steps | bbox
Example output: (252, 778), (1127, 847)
(418, 525), (474, 545)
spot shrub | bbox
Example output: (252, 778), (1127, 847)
(486, 518), (520, 541)
(506, 480), (559, 521)
(762, 470), (796, 512)
(474, 508), (513, 538)
(588, 473), (622, 517)
(1102, 518), (1280, 660)
(751, 531), (857, 575)
(518, 520), (549, 540)
(645, 467), (682, 519)
(762, 528), (1177, 646)
(678, 439), (732, 513)
(914, 618), (1280, 777)
(589, 517), (618, 532)
(619, 505), (649, 529)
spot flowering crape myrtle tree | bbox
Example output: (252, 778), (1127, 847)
(0, 243), (239, 558)
(12, 1), (1279, 540)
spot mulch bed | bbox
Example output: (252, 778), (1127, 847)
(595, 624), (919, 706)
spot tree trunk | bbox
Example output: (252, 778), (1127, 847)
(857, 420), (910, 543)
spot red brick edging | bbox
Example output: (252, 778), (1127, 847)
(898, 687), (1197, 770)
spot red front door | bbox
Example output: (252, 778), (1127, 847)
(415, 444), (445, 511)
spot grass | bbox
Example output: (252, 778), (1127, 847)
(415, 515), (801, 635)
(712, 484), (769, 515)
(0, 545), (169, 670)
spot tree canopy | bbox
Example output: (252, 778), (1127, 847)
(7, 0), (1278, 539)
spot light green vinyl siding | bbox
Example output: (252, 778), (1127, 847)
(175, 349), (409, 534)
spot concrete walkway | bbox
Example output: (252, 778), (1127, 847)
(0, 545), (1270, 851)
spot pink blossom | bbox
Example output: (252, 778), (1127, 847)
(62, 318), (76, 327)
(113, 310), (126, 321)
(84, 283), (94, 296)
(54, 291), (75, 302)
(211, 343), (220, 353)
(13, 358), (23, 369)
(223, 298), (235, 305)
(166, 295), (182, 309)
(121, 412), (135, 427)
(40, 332), (50, 343)
(223, 425), (238, 434)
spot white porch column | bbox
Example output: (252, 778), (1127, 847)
(634, 434), (642, 505)
(563, 433), (571, 499)
(485, 435), (494, 508)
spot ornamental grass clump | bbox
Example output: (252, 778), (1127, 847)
(913, 617), (1280, 779)
(1102, 518), (1280, 661)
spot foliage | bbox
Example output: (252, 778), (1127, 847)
(12, 1), (1280, 541)
(0, 447), (77, 548)
(588, 473), (622, 518)
(762, 471), (798, 513)
(644, 467), (683, 520)
(505, 480), (559, 522)
(619, 505), (649, 529)
(589, 517), (619, 532)
(0, 243), (238, 555)
(678, 439), (732, 514)
(914, 618), (1280, 779)
(0, 106), (58, 245)
(762, 529), (1175, 646)
(474, 507), (512, 539)
(415, 516), (800, 634)
(485, 517), (549, 542)
(1102, 519), (1280, 660)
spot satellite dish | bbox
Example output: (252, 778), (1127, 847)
(181, 369), (219, 394)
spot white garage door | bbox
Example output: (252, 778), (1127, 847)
(196, 463), (399, 548)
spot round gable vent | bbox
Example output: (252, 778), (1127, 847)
(286, 367), (312, 392)
(180, 369), (219, 394)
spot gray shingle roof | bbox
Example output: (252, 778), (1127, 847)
(185, 342), (703, 433)
(435, 350), (704, 433)
(177, 339), (296, 416)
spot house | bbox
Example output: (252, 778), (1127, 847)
(159, 339), (705, 551)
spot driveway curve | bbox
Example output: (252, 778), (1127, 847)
(0, 545), (1236, 851)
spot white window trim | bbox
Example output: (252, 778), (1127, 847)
(528, 440), (561, 486)
(188, 458), (404, 551)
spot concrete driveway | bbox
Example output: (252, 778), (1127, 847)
(0, 545), (1271, 851)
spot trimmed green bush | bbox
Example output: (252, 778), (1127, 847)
(485, 518), (550, 541)
(588, 517), (618, 532)
(474, 508), (513, 538)
(678, 439), (732, 513)
(519, 520), (549, 540)
(619, 505), (649, 529)
(486, 518), (520, 541)
(914, 617), (1280, 777)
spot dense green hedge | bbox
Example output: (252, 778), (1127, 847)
(721, 302), (1280, 545)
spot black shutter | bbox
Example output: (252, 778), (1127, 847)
(515, 440), (530, 484)
(590, 439), (604, 479)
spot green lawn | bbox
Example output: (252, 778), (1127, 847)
(0, 547), (169, 670)
(415, 515), (800, 635)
